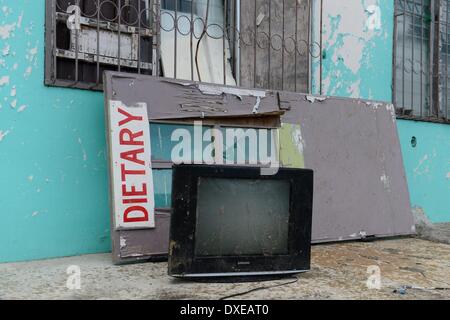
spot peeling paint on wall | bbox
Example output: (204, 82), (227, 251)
(0, 129), (9, 141)
(310, 1), (449, 225)
(312, 0), (393, 102)
(306, 95), (327, 103)
(17, 104), (27, 113)
(398, 120), (450, 223)
(0, 23), (15, 39)
(0, 0), (110, 263)
(380, 173), (391, 191)
(0, 0), (448, 263)
(2, 43), (10, 55)
(0, 75), (9, 86)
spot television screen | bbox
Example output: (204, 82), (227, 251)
(195, 178), (290, 257)
(169, 165), (313, 278)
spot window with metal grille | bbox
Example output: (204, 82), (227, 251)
(45, 0), (159, 90)
(45, 0), (317, 92)
(439, 0), (450, 120)
(394, 0), (450, 122)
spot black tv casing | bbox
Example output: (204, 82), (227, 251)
(168, 165), (314, 278)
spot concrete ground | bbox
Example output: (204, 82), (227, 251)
(1, 237), (450, 300)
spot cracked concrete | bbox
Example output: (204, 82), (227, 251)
(1, 238), (450, 300)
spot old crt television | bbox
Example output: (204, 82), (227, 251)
(168, 165), (314, 278)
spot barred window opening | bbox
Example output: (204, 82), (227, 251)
(45, 0), (317, 93)
(394, 0), (450, 122)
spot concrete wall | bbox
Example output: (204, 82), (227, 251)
(312, 0), (393, 101)
(313, 0), (449, 223)
(397, 120), (450, 223)
(0, 0), (448, 263)
(0, 0), (110, 263)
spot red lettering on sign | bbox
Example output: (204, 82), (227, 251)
(123, 206), (149, 223)
(123, 198), (148, 204)
(120, 129), (144, 146)
(112, 102), (153, 228)
(122, 183), (147, 197)
(121, 148), (145, 166)
(118, 108), (143, 126)
(121, 164), (146, 182)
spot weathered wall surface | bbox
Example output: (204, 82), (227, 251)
(0, 0), (110, 263)
(313, 0), (449, 223)
(397, 120), (450, 223)
(312, 0), (393, 101)
(0, 0), (448, 264)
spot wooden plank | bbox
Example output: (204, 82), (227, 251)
(239, 0), (310, 92)
(239, 0), (257, 88)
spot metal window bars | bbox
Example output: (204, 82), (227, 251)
(394, 0), (450, 122)
(439, 0), (450, 120)
(45, 0), (160, 90)
(45, 0), (319, 93)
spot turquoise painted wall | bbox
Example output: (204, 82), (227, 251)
(313, 0), (449, 223)
(0, 0), (273, 263)
(312, 0), (394, 101)
(397, 120), (450, 223)
(0, 0), (110, 263)
(0, 0), (448, 264)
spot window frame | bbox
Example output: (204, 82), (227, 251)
(44, 0), (161, 91)
(393, 0), (450, 123)
(149, 120), (279, 211)
(45, 0), (316, 93)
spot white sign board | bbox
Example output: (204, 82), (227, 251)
(108, 100), (155, 230)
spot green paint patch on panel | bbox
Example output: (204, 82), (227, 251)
(279, 123), (305, 169)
